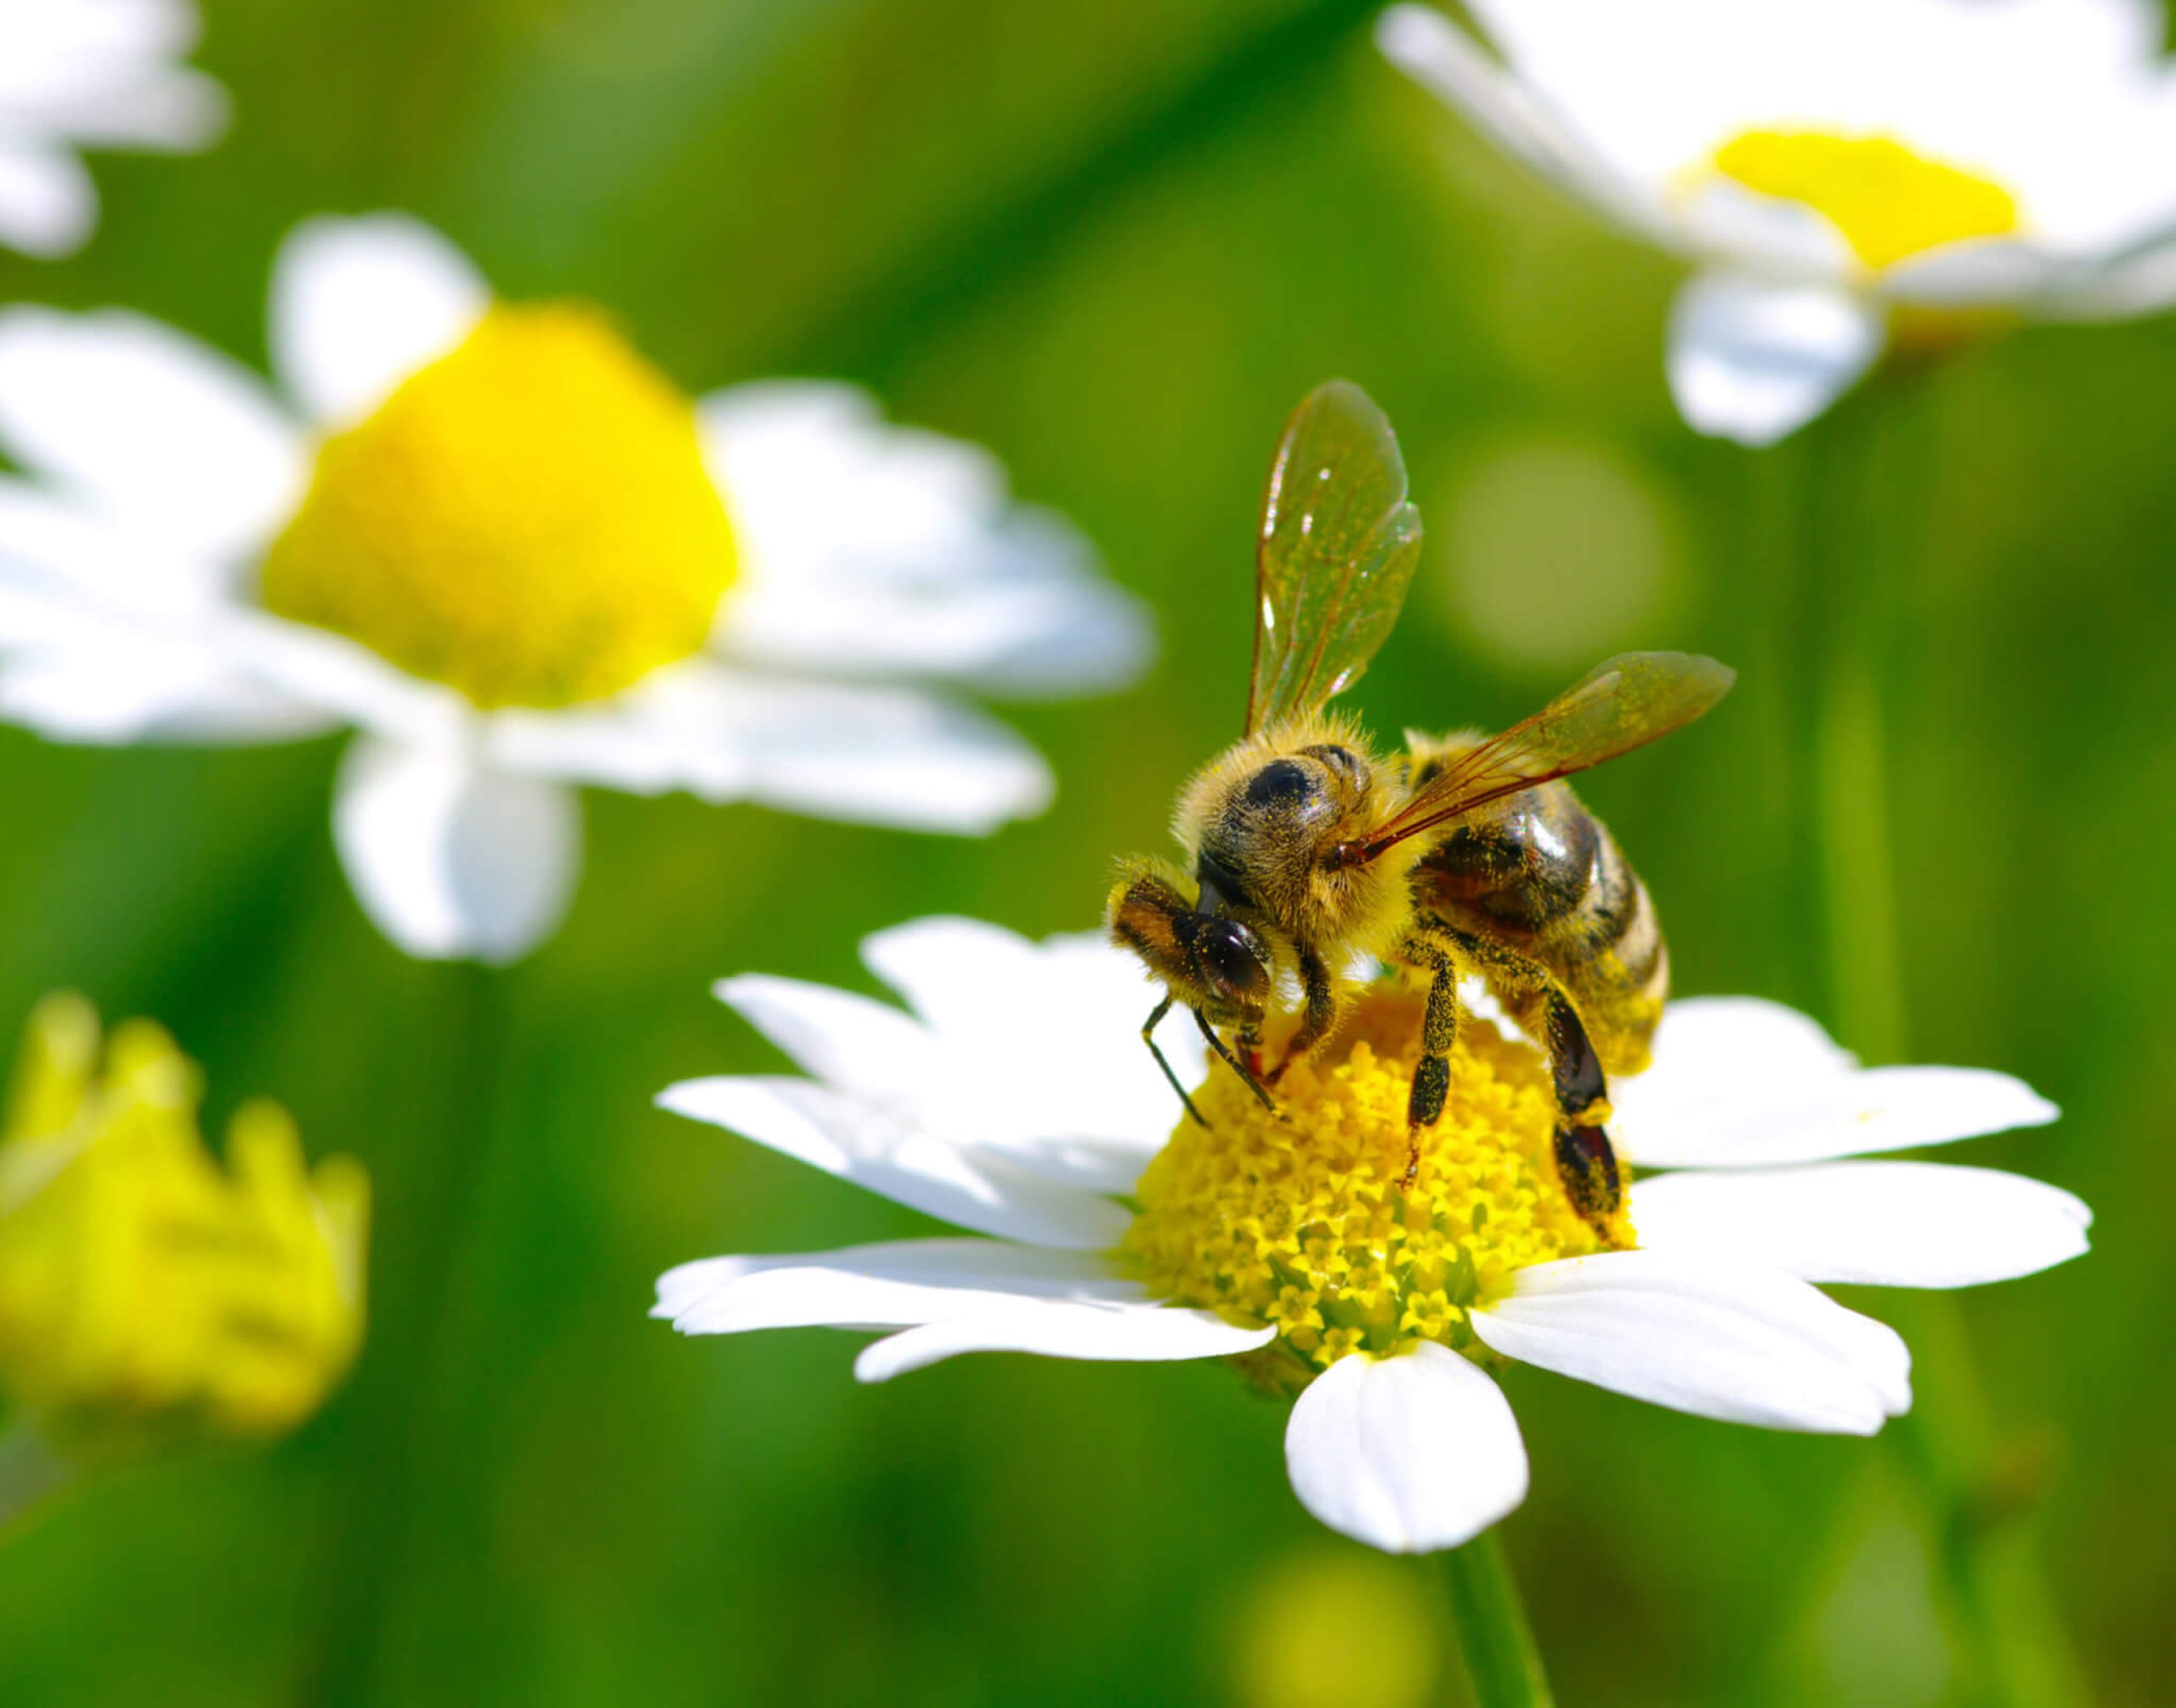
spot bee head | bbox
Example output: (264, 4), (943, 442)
(1106, 862), (1272, 1026)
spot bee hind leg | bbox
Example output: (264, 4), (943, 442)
(1540, 987), (1624, 1231)
(1436, 929), (1625, 1233)
(1397, 936), (1464, 1188)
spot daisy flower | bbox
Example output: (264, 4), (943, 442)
(1379, 0), (2176, 444)
(0, 993), (367, 1456)
(0, 0), (226, 259)
(0, 215), (1150, 962)
(652, 915), (2089, 1553)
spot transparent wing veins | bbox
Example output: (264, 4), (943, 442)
(1352, 651), (1736, 862)
(1246, 380), (1425, 734)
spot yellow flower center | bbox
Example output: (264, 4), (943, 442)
(1712, 130), (2020, 271)
(0, 994), (369, 1452)
(258, 304), (737, 710)
(1124, 984), (1630, 1394)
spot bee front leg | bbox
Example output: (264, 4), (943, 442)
(1139, 995), (1209, 1128)
(1266, 949), (1336, 1087)
(1190, 1006), (1283, 1117)
(1397, 936), (1463, 1189)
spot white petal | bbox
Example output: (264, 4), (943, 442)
(702, 381), (1150, 696)
(714, 971), (938, 1104)
(269, 214), (488, 429)
(0, 634), (328, 744)
(0, 137), (95, 258)
(1635, 998), (1859, 1097)
(2058, 236), (2176, 320)
(654, 1237), (1136, 1330)
(1630, 1162), (2092, 1288)
(1674, 181), (1856, 277)
(853, 1298), (1269, 1383)
(1284, 1343), (1529, 1553)
(1881, 237), (2073, 308)
(1619, 1063), (2058, 1169)
(331, 735), (580, 963)
(487, 662), (1051, 834)
(854, 918), (1204, 1195)
(0, 308), (303, 556)
(1374, 4), (1673, 250)
(858, 915), (1045, 1037)
(726, 679), (1051, 831)
(0, 471), (231, 615)
(655, 1075), (1130, 1251)
(210, 609), (470, 747)
(1472, 1251), (1911, 1434)
(1666, 273), (1884, 445)
(0, 0), (225, 147)
(718, 938), (1191, 1200)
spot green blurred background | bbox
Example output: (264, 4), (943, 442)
(0, 1), (2167, 1702)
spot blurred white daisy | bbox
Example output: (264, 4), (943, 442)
(0, 216), (1149, 962)
(1380, 0), (2176, 443)
(0, 0), (225, 258)
(653, 915), (2088, 1554)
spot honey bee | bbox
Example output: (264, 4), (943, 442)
(1106, 381), (1733, 1227)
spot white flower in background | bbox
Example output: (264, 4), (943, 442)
(0, 0), (226, 258)
(653, 916), (2088, 1554)
(0, 216), (1150, 962)
(1380, 0), (2176, 444)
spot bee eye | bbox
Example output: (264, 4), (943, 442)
(1244, 759), (1315, 809)
(1196, 919), (1270, 1009)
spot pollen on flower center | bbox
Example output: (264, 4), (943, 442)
(1124, 984), (1629, 1393)
(1711, 130), (2020, 271)
(258, 303), (737, 710)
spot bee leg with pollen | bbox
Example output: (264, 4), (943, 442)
(1139, 994), (1209, 1128)
(1396, 934), (1465, 1189)
(1436, 925), (1624, 1231)
(1541, 990), (1624, 1231)
(1266, 949), (1336, 1088)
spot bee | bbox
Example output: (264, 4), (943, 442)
(1105, 381), (1733, 1228)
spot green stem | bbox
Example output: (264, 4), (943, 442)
(1807, 399), (1908, 1065)
(305, 959), (509, 1705)
(1805, 387), (2082, 1707)
(1436, 1533), (1554, 1708)
(0, 1417), (71, 1532)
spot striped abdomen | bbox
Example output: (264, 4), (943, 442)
(1407, 767), (1668, 1077)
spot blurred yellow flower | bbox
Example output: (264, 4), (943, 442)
(0, 994), (367, 1454)
(260, 303), (738, 711)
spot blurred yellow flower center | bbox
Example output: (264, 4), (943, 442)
(1713, 131), (2020, 270)
(1125, 986), (1627, 1393)
(259, 304), (737, 710)
(0, 994), (369, 1451)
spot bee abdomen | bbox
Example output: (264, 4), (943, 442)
(1414, 783), (1669, 1062)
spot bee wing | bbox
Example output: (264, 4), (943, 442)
(1353, 652), (1736, 862)
(1246, 380), (1425, 735)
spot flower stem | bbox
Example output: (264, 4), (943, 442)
(1436, 1532), (1554, 1708)
(306, 958), (509, 1704)
(1806, 384), (2084, 1706)
(0, 1417), (71, 1533)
